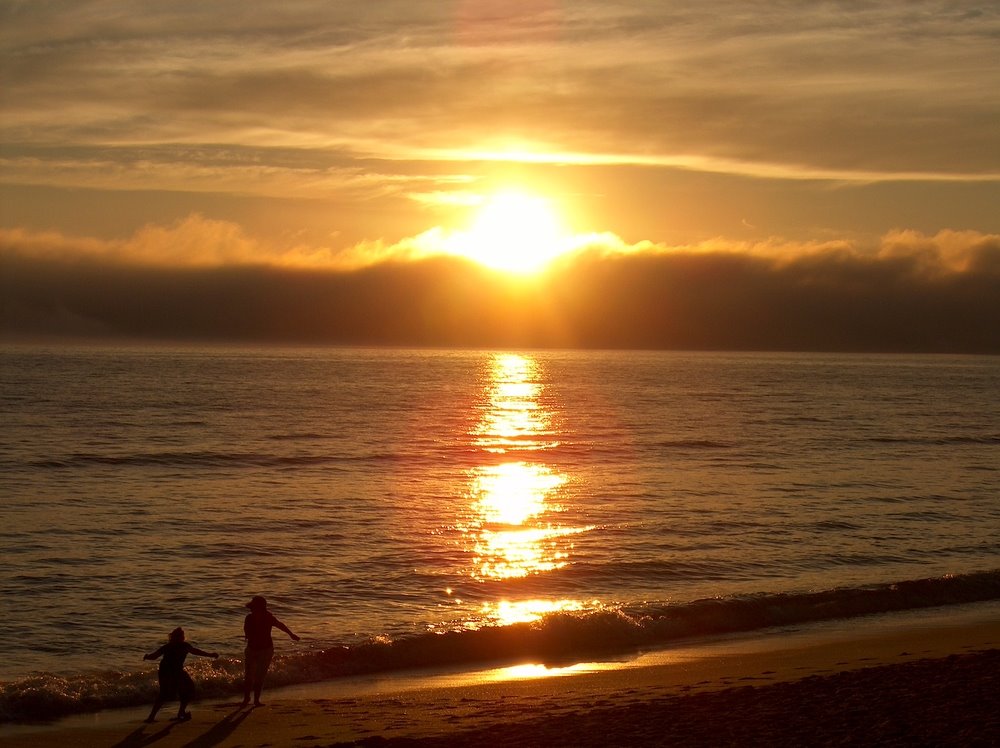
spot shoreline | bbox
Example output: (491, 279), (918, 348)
(4, 604), (998, 747)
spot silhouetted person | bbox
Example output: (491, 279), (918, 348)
(143, 627), (218, 723)
(242, 596), (299, 707)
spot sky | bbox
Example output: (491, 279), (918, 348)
(2, 0), (999, 351)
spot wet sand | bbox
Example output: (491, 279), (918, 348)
(4, 614), (998, 747)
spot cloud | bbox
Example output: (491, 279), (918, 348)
(3, 1), (999, 190)
(3, 222), (998, 352)
(878, 229), (1000, 275)
(0, 146), (473, 204)
(2, 4), (998, 350)
(0, 213), (436, 269)
(0, 212), (850, 273)
(0, 215), (266, 267)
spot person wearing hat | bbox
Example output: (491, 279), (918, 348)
(143, 627), (218, 723)
(241, 595), (299, 707)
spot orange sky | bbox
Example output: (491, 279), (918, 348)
(2, 2), (999, 350)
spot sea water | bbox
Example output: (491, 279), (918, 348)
(1, 344), (998, 721)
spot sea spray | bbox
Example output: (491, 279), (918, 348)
(3, 570), (998, 723)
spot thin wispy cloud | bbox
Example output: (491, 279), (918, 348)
(4, 1), (998, 182)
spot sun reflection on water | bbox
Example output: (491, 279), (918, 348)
(480, 598), (591, 626)
(485, 661), (619, 681)
(471, 462), (563, 525)
(460, 353), (592, 597)
(473, 353), (555, 453)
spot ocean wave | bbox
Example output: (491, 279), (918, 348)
(2, 570), (998, 724)
(29, 451), (389, 470)
(868, 434), (1000, 446)
(653, 439), (734, 450)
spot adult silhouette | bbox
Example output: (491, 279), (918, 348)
(241, 596), (299, 707)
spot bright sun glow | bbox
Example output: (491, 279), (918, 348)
(453, 190), (569, 273)
(481, 599), (589, 626)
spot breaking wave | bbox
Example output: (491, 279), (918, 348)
(2, 570), (998, 723)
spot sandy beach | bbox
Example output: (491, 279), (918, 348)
(4, 610), (998, 748)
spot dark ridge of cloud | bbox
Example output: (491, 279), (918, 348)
(556, 248), (1000, 353)
(2, 245), (999, 353)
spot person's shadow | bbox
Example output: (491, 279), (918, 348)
(110, 708), (251, 748)
(180, 707), (253, 748)
(110, 720), (176, 748)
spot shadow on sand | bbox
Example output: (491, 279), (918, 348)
(110, 721), (177, 748)
(110, 707), (253, 748)
(180, 707), (254, 748)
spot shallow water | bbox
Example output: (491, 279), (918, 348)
(1, 344), (998, 720)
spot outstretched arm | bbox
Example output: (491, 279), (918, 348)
(189, 646), (219, 658)
(143, 644), (166, 661)
(274, 618), (300, 641)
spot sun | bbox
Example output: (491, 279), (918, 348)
(453, 190), (570, 274)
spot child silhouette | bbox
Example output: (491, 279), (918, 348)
(143, 627), (218, 723)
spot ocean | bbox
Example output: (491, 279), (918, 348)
(1, 343), (998, 722)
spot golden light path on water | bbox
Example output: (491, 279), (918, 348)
(461, 353), (595, 628)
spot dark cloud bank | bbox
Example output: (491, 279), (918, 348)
(3, 246), (999, 353)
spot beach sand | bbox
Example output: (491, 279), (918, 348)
(5, 611), (998, 747)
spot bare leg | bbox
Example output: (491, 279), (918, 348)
(244, 648), (272, 707)
(253, 679), (264, 707)
(254, 649), (274, 706)
(241, 654), (252, 706)
(174, 673), (194, 720)
(145, 698), (163, 723)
